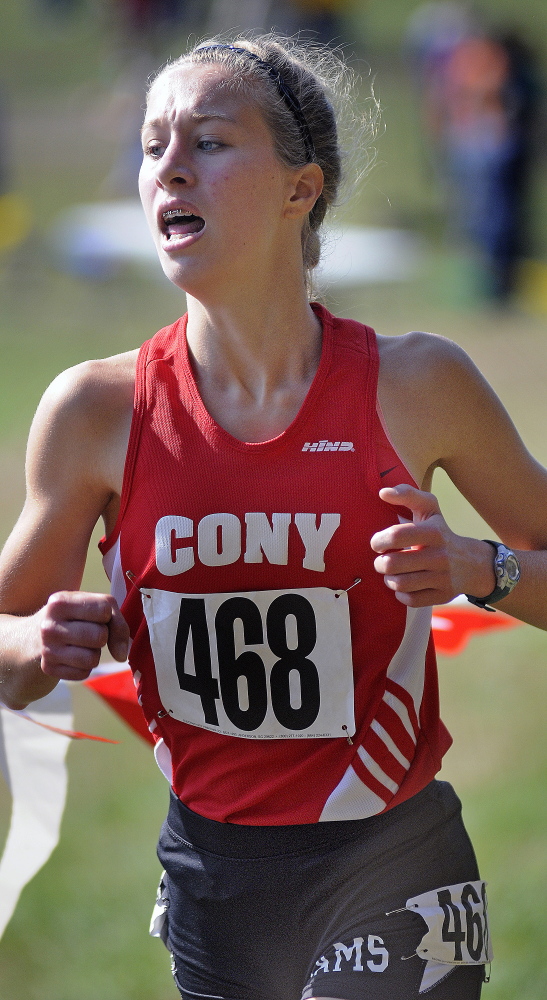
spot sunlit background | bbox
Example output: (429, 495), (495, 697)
(0, 1), (546, 998)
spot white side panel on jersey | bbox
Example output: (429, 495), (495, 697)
(154, 738), (173, 784)
(385, 605), (432, 714)
(102, 541), (116, 583)
(319, 762), (386, 821)
(102, 536), (127, 611)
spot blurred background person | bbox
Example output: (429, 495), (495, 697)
(207, 0), (354, 45)
(406, 0), (475, 87)
(281, 0), (353, 45)
(115, 0), (190, 41)
(408, 5), (542, 302)
(206, 0), (276, 34)
(432, 30), (541, 300)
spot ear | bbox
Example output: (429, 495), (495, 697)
(283, 163), (324, 220)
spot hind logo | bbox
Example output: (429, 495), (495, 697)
(302, 440), (354, 452)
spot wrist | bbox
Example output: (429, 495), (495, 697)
(463, 538), (497, 599)
(0, 609), (52, 710)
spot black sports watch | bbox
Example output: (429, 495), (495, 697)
(466, 540), (521, 612)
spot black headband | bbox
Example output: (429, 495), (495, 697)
(195, 44), (316, 163)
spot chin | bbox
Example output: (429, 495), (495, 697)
(160, 253), (231, 301)
(160, 256), (199, 292)
(161, 268), (213, 304)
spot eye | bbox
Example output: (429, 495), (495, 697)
(144, 141), (164, 159)
(197, 139), (224, 152)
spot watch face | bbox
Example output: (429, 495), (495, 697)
(495, 547), (520, 590)
(505, 553), (521, 584)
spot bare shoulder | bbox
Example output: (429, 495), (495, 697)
(375, 330), (514, 488)
(375, 329), (547, 549)
(28, 348), (139, 499)
(42, 349), (139, 420)
(376, 328), (501, 427)
(376, 329), (480, 389)
(0, 350), (140, 614)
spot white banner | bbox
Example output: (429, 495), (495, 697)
(0, 683), (72, 939)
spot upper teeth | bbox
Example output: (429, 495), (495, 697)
(163, 210), (193, 221)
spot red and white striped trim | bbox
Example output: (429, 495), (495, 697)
(319, 606), (431, 821)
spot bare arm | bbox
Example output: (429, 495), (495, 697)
(0, 357), (134, 710)
(374, 334), (547, 630)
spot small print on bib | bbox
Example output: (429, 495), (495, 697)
(404, 880), (492, 994)
(142, 586), (355, 740)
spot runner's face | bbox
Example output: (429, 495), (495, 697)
(139, 64), (296, 295)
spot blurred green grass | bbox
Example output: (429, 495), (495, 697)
(0, 2), (546, 998)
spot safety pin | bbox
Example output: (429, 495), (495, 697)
(341, 726), (354, 745)
(126, 570), (152, 598)
(335, 578), (362, 599)
(385, 906), (407, 916)
(126, 570), (140, 591)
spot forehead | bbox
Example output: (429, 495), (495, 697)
(145, 63), (258, 124)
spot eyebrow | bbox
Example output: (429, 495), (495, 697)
(141, 112), (237, 134)
(191, 112), (237, 123)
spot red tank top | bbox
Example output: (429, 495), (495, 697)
(100, 304), (451, 825)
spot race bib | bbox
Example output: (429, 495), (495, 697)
(406, 880), (493, 966)
(141, 586), (355, 740)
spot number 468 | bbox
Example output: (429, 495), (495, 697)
(175, 594), (321, 732)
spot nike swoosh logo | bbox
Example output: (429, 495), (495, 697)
(380, 465), (398, 478)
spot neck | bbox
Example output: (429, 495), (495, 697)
(185, 282), (321, 398)
(181, 277), (323, 442)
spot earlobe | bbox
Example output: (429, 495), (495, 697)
(284, 163), (324, 219)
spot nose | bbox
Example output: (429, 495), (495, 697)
(155, 140), (194, 190)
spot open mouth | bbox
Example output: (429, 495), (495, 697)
(162, 209), (205, 239)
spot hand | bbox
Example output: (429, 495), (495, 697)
(40, 592), (130, 681)
(371, 484), (496, 607)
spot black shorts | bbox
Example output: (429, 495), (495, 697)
(156, 780), (486, 1000)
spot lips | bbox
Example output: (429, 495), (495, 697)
(162, 208), (205, 239)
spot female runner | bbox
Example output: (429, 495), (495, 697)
(1, 34), (546, 1000)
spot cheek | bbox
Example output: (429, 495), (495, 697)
(219, 171), (281, 227)
(138, 167), (154, 215)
